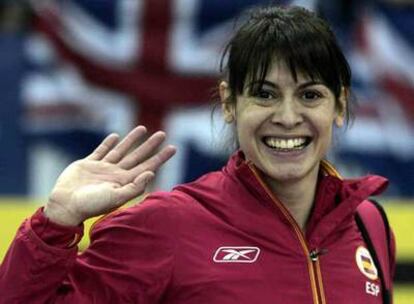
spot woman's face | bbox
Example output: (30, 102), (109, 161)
(221, 61), (345, 186)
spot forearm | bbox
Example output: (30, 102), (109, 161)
(0, 210), (82, 303)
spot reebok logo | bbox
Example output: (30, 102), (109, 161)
(213, 246), (260, 263)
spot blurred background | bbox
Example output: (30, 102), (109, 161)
(0, 0), (413, 301)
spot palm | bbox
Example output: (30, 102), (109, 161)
(45, 126), (176, 226)
(52, 161), (130, 217)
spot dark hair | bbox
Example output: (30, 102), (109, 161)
(220, 5), (353, 121)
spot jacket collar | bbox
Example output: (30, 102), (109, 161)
(225, 150), (388, 242)
(226, 150), (388, 203)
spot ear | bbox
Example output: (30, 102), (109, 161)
(219, 81), (235, 123)
(335, 87), (347, 128)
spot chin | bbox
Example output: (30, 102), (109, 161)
(269, 169), (306, 183)
(262, 162), (316, 184)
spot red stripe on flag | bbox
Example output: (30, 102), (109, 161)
(35, 12), (216, 131)
(141, 0), (170, 71)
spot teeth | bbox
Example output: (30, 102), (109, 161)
(265, 137), (307, 150)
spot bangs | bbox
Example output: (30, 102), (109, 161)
(224, 6), (351, 99)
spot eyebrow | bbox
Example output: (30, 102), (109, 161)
(248, 80), (325, 90)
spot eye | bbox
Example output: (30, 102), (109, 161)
(258, 90), (273, 99)
(301, 90), (323, 101)
(251, 89), (277, 100)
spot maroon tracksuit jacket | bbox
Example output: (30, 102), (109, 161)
(0, 152), (395, 303)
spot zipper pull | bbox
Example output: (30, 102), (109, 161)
(309, 248), (328, 262)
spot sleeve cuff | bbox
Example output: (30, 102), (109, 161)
(30, 207), (84, 249)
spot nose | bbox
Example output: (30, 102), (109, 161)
(270, 99), (303, 128)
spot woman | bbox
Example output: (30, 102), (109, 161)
(0, 5), (394, 303)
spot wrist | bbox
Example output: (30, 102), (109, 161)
(44, 203), (83, 227)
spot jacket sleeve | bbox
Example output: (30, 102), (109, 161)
(0, 200), (176, 303)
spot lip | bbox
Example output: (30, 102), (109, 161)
(261, 134), (313, 139)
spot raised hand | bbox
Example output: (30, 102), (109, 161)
(44, 126), (176, 226)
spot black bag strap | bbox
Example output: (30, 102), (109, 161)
(355, 199), (393, 304)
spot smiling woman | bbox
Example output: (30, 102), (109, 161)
(0, 4), (395, 304)
(218, 5), (351, 230)
(221, 61), (343, 228)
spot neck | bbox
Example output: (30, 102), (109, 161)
(264, 166), (320, 231)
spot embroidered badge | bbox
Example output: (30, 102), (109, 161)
(213, 246), (260, 263)
(355, 246), (378, 280)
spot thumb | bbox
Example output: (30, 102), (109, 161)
(113, 171), (155, 205)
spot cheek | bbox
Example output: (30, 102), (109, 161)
(315, 115), (336, 148)
(234, 109), (261, 153)
(235, 106), (265, 140)
(308, 103), (336, 139)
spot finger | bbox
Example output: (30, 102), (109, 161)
(118, 131), (167, 170)
(103, 126), (147, 164)
(113, 171), (155, 205)
(86, 133), (120, 160)
(131, 145), (176, 175)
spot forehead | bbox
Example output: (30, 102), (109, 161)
(265, 60), (313, 83)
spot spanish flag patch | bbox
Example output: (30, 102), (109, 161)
(355, 246), (378, 280)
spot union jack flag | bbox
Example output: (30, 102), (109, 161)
(25, 0), (296, 132)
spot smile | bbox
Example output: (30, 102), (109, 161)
(262, 136), (312, 151)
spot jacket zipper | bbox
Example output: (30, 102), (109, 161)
(248, 164), (327, 304)
(310, 249), (327, 304)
